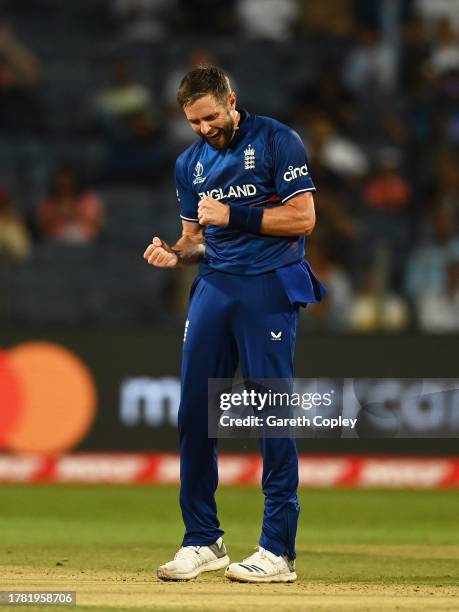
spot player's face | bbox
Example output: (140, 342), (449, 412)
(183, 93), (237, 150)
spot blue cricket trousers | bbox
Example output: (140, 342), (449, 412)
(178, 269), (300, 560)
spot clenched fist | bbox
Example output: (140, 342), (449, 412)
(143, 237), (178, 268)
(198, 196), (230, 226)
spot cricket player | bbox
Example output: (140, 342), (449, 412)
(143, 66), (325, 583)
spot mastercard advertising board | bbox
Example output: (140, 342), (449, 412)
(1, 332), (459, 458)
(0, 342), (97, 454)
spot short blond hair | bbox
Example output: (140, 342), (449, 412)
(177, 65), (231, 108)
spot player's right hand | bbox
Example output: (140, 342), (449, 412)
(143, 236), (178, 268)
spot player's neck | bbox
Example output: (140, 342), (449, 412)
(229, 110), (241, 144)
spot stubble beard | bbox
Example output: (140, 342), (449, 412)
(202, 113), (235, 150)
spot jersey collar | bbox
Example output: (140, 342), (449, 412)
(228, 109), (251, 149)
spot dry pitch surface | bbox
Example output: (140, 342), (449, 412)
(3, 554), (458, 612)
(1, 486), (458, 611)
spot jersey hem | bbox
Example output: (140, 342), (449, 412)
(199, 257), (304, 276)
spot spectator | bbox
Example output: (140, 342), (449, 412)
(92, 59), (169, 184)
(430, 152), (459, 221)
(416, 0), (459, 34)
(435, 151), (459, 216)
(428, 17), (459, 77)
(110, 0), (175, 43)
(350, 267), (410, 332)
(418, 258), (459, 332)
(405, 206), (459, 300)
(237, 0), (299, 41)
(310, 183), (358, 272)
(357, 148), (412, 289)
(98, 108), (170, 184)
(298, 0), (355, 37)
(295, 62), (358, 134)
(406, 64), (436, 147)
(302, 240), (353, 331)
(343, 26), (397, 96)
(0, 23), (43, 135)
(297, 113), (361, 271)
(363, 148), (411, 212)
(0, 187), (30, 262)
(92, 59), (156, 136)
(400, 16), (431, 94)
(37, 166), (104, 243)
(306, 113), (369, 179)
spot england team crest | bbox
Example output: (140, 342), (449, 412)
(244, 145), (255, 170)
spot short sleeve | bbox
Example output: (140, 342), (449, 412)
(175, 156), (199, 222)
(272, 127), (316, 203)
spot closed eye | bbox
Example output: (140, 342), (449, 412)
(190, 114), (219, 125)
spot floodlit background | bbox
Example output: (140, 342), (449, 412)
(0, 0), (458, 332)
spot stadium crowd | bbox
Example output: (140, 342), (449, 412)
(0, 0), (458, 332)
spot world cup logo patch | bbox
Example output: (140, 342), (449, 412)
(193, 161), (206, 184)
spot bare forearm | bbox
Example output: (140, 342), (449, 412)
(172, 234), (205, 266)
(203, 192), (316, 238)
(261, 203), (315, 236)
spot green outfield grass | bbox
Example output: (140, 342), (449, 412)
(0, 485), (458, 611)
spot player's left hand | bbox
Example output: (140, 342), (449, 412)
(198, 196), (230, 226)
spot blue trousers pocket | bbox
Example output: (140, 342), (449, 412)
(274, 261), (326, 307)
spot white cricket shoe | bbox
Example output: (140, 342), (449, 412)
(157, 538), (229, 581)
(225, 546), (297, 583)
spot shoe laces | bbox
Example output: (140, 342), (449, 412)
(174, 546), (201, 561)
(242, 547), (278, 568)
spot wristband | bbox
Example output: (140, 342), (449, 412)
(228, 205), (263, 234)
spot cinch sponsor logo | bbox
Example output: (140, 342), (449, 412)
(198, 184), (257, 200)
(283, 164), (309, 182)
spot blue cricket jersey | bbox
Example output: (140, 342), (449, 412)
(175, 110), (325, 304)
(175, 110), (317, 276)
